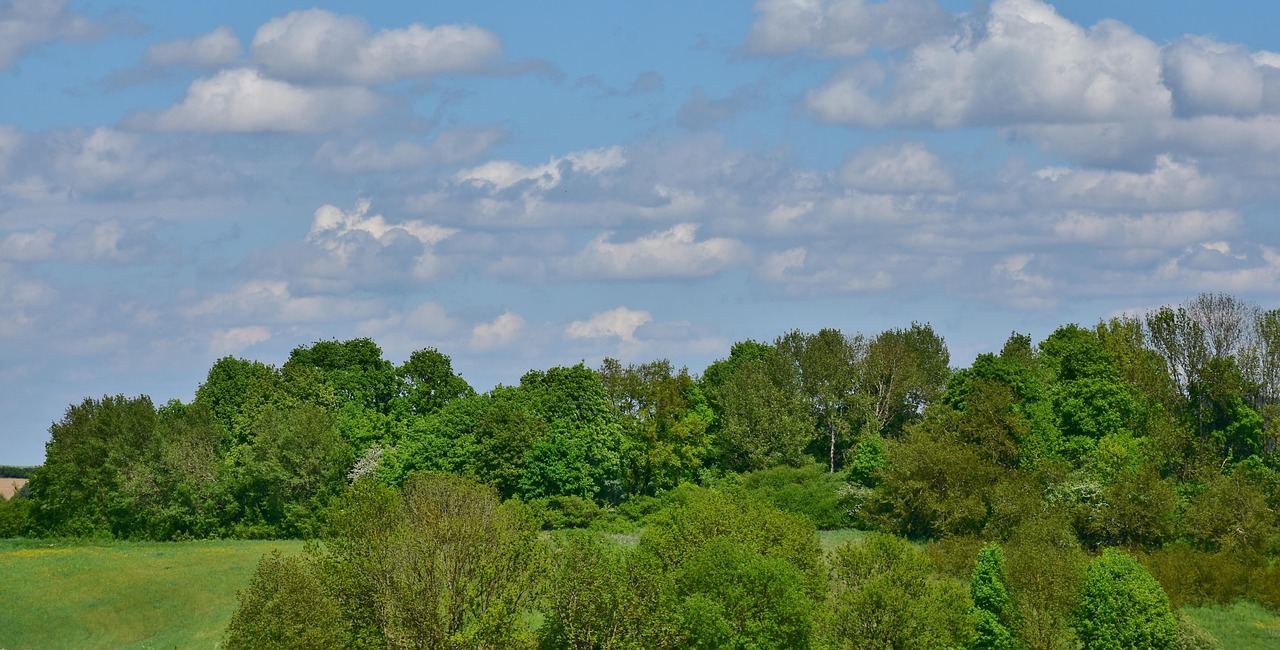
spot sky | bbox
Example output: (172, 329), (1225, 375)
(4, 0), (1280, 464)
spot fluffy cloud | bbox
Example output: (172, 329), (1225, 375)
(471, 311), (525, 350)
(746, 0), (951, 56)
(128, 68), (384, 133)
(315, 127), (508, 173)
(143, 26), (241, 68)
(0, 0), (110, 70)
(250, 9), (502, 84)
(304, 199), (457, 283)
(840, 142), (953, 192)
(806, 0), (1171, 127)
(1162, 36), (1280, 117)
(566, 224), (750, 280)
(566, 307), (652, 342)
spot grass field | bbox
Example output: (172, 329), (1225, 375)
(0, 538), (303, 650)
(1182, 600), (1280, 650)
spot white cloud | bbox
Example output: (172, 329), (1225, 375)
(209, 325), (271, 356)
(758, 246), (894, 295)
(306, 199), (457, 282)
(1051, 211), (1242, 249)
(128, 68), (384, 133)
(991, 253), (1057, 309)
(840, 142), (953, 192)
(746, 0), (951, 57)
(144, 26), (241, 69)
(457, 146), (626, 192)
(0, 229), (57, 262)
(315, 127), (508, 173)
(1161, 36), (1280, 117)
(186, 280), (381, 324)
(250, 9), (502, 84)
(566, 307), (653, 342)
(471, 311), (525, 350)
(0, 0), (108, 70)
(806, 0), (1171, 127)
(566, 224), (750, 280)
(1030, 155), (1226, 211)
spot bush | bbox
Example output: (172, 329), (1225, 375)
(676, 538), (815, 650)
(223, 551), (348, 650)
(739, 463), (855, 529)
(826, 533), (974, 649)
(1074, 549), (1179, 650)
(0, 494), (34, 537)
(539, 531), (682, 649)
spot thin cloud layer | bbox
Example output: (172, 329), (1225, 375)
(250, 9), (503, 84)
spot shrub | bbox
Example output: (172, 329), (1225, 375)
(1074, 549), (1178, 650)
(676, 538), (815, 650)
(739, 463), (854, 529)
(222, 551), (348, 650)
(826, 533), (974, 649)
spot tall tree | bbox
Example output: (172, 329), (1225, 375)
(600, 358), (712, 495)
(861, 322), (951, 438)
(776, 328), (863, 472)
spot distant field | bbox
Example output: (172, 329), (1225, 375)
(0, 538), (303, 650)
(1182, 600), (1280, 650)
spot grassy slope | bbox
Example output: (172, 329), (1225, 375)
(0, 538), (303, 650)
(1181, 600), (1280, 650)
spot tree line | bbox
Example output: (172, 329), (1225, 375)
(1, 292), (1278, 647)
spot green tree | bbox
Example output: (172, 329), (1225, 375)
(677, 538), (815, 649)
(825, 532), (973, 649)
(708, 355), (814, 472)
(1004, 515), (1086, 650)
(1074, 549), (1178, 650)
(392, 347), (475, 417)
(776, 328), (863, 473)
(600, 358), (712, 495)
(30, 394), (158, 537)
(970, 544), (1018, 650)
(539, 531), (682, 649)
(860, 322), (951, 438)
(325, 474), (543, 648)
(222, 550), (348, 650)
(285, 338), (397, 413)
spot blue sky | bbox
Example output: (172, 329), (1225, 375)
(4, 0), (1280, 464)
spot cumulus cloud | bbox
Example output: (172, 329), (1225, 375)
(315, 127), (508, 173)
(143, 26), (241, 69)
(0, 229), (57, 261)
(305, 199), (457, 282)
(127, 68), (384, 133)
(566, 224), (750, 280)
(250, 9), (502, 84)
(746, 0), (951, 56)
(840, 142), (953, 192)
(806, 0), (1171, 127)
(566, 307), (653, 342)
(0, 0), (111, 70)
(471, 311), (525, 350)
(1161, 36), (1280, 117)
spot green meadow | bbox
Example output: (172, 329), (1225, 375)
(0, 538), (303, 650)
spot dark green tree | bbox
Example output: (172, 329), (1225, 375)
(1074, 549), (1178, 650)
